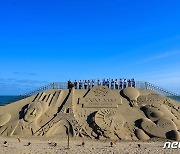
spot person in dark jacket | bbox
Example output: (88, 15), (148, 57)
(119, 78), (123, 89)
(74, 80), (77, 89)
(68, 80), (71, 89)
(102, 79), (106, 86)
(131, 78), (135, 88)
(106, 79), (109, 88)
(127, 79), (131, 87)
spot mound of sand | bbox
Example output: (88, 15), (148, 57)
(0, 86), (180, 141)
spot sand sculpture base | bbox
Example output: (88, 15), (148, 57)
(0, 86), (180, 141)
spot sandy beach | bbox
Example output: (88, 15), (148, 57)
(1, 87), (180, 154)
(0, 137), (179, 154)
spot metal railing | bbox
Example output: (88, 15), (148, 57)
(136, 81), (180, 102)
(137, 82), (179, 97)
(5, 81), (180, 103)
(22, 82), (67, 98)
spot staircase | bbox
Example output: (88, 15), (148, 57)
(136, 81), (179, 96)
(136, 81), (180, 101)
(5, 82), (68, 104)
(22, 82), (67, 98)
(6, 81), (180, 104)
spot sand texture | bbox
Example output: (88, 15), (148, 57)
(0, 137), (179, 154)
(0, 86), (180, 153)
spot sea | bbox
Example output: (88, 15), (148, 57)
(0, 96), (20, 106)
(0, 95), (180, 106)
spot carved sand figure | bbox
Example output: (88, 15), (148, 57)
(45, 119), (74, 137)
(72, 86), (123, 139)
(94, 108), (126, 140)
(0, 100), (49, 136)
(0, 86), (180, 141)
(123, 87), (139, 107)
(137, 103), (180, 140)
(142, 103), (180, 127)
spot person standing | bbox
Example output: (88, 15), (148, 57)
(119, 78), (123, 89)
(68, 80), (71, 89)
(106, 79), (109, 88)
(92, 80), (95, 87)
(111, 79), (114, 89)
(131, 78), (135, 88)
(102, 79), (106, 86)
(74, 80), (77, 89)
(127, 79), (131, 87)
(84, 80), (87, 89)
(98, 79), (101, 86)
(88, 80), (91, 89)
(79, 80), (82, 89)
(115, 79), (118, 89)
(123, 79), (127, 89)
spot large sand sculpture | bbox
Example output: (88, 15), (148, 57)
(0, 86), (180, 141)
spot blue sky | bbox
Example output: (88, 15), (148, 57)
(0, 0), (180, 95)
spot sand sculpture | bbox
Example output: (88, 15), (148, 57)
(0, 86), (180, 141)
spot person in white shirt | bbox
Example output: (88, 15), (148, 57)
(79, 80), (82, 89)
(92, 80), (95, 87)
(123, 79), (127, 89)
(115, 79), (118, 89)
(84, 80), (87, 89)
(98, 79), (101, 86)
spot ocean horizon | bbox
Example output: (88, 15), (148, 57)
(0, 95), (20, 106)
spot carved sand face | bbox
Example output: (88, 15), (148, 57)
(24, 102), (43, 123)
(144, 103), (175, 122)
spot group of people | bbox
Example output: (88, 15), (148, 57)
(68, 78), (135, 90)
